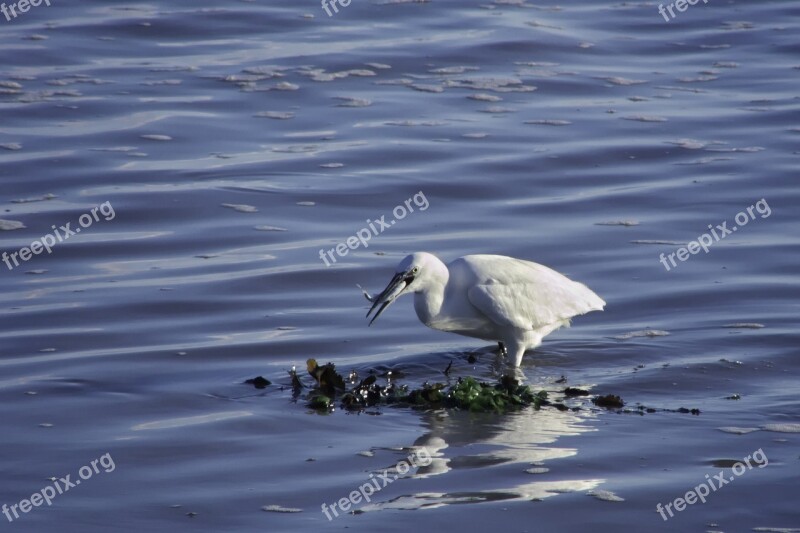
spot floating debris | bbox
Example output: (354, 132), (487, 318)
(140, 134), (173, 141)
(271, 81), (300, 91)
(613, 329), (670, 340)
(343, 69), (376, 77)
(262, 505), (302, 513)
(429, 66), (479, 74)
(241, 66), (286, 77)
(467, 93), (502, 102)
(221, 203), (258, 213)
(374, 78), (413, 86)
(307, 359), (346, 401)
(12, 193), (56, 203)
(334, 97), (372, 107)
(289, 367), (303, 394)
(254, 111), (295, 119)
(630, 240), (682, 245)
(563, 387), (590, 397)
(479, 106), (514, 113)
(525, 467), (550, 474)
(443, 76), (536, 93)
(588, 489), (625, 502)
(597, 76), (646, 86)
(443, 360), (453, 376)
(526, 20), (562, 30)
(244, 376), (271, 389)
(141, 79), (182, 86)
(666, 138), (707, 149)
(706, 146), (764, 153)
(595, 220), (639, 226)
(718, 427), (760, 435)
(254, 225), (287, 232)
(678, 75), (718, 83)
(409, 83), (444, 93)
(0, 219), (26, 231)
(723, 323), (764, 329)
(621, 115), (668, 122)
(384, 120), (447, 127)
(592, 395), (625, 409)
(762, 423), (800, 433)
(525, 119), (571, 126)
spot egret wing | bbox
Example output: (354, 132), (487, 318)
(460, 255), (605, 330)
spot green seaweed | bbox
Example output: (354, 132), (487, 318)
(245, 360), (700, 416)
(307, 394), (333, 410)
(431, 376), (549, 412)
(298, 359), (550, 413)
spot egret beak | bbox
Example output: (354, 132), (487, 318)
(366, 271), (412, 326)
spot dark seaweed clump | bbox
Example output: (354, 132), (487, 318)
(244, 376), (271, 389)
(302, 359), (548, 413)
(244, 360), (701, 416)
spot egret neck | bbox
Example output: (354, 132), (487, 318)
(412, 255), (449, 326)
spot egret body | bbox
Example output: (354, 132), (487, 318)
(365, 252), (605, 366)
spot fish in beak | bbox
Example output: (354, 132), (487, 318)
(365, 271), (414, 326)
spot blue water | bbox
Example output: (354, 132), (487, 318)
(1, 0), (798, 531)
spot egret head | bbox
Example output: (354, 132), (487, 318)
(366, 252), (438, 325)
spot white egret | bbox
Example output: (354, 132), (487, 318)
(363, 252), (605, 366)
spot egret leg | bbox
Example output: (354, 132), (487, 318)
(509, 335), (541, 367)
(512, 346), (526, 367)
(504, 339), (526, 367)
(498, 342), (506, 355)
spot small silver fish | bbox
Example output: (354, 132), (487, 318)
(356, 284), (375, 303)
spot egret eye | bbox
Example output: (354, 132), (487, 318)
(412, 267), (419, 274)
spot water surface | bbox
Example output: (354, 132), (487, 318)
(1, 0), (798, 531)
